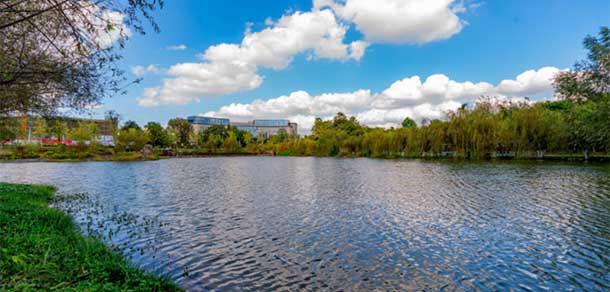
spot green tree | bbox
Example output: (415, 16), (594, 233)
(222, 132), (240, 153)
(0, 118), (17, 141)
(145, 122), (169, 148)
(121, 120), (141, 131)
(115, 128), (149, 152)
(553, 27), (610, 153)
(554, 27), (610, 102)
(402, 117), (417, 129)
(167, 118), (192, 147)
(49, 120), (67, 140)
(199, 125), (228, 147)
(33, 119), (48, 139)
(69, 122), (95, 152)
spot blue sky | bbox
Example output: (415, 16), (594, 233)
(94, 0), (609, 130)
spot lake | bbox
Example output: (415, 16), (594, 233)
(1, 157), (609, 291)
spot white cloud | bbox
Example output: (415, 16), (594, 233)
(137, 87), (162, 107)
(138, 9), (367, 107)
(264, 17), (274, 26)
(349, 41), (369, 60)
(203, 89), (373, 119)
(372, 74), (494, 108)
(138, 62), (263, 107)
(136, 1), (479, 108)
(200, 66), (562, 133)
(314, 0), (466, 44)
(167, 44), (187, 51)
(496, 66), (561, 97)
(131, 64), (161, 76)
(202, 10), (361, 69)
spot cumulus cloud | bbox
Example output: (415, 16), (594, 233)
(167, 44), (187, 51)
(314, 0), (466, 44)
(203, 89), (373, 118)
(349, 41), (369, 60)
(496, 66), (560, 96)
(131, 64), (162, 76)
(137, 62), (263, 107)
(138, 9), (366, 107)
(372, 74), (495, 109)
(200, 66), (562, 133)
(136, 0), (480, 107)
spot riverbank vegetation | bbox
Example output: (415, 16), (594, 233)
(2, 94), (607, 161)
(0, 183), (181, 291)
(1, 28), (608, 162)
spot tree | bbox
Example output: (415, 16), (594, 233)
(121, 120), (141, 131)
(0, 1), (163, 116)
(145, 122), (169, 147)
(255, 132), (265, 144)
(105, 110), (120, 131)
(554, 27), (610, 101)
(222, 132), (240, 153)
(273, 129), (289, 143)
(198, 125), (234, 149)
(33, 119), (48, 138)
(243, 132), (253, 146)
(0, 118), (17, 141)
(114, 128), (149, 152)
(48, 120), (67, 140)
(167, 118), (192, 146)
(402, 117), (417, 129)
(69, 122), (95, 151)
(553, 27), (610, 153)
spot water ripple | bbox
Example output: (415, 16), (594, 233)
(1, 158), (609, 291)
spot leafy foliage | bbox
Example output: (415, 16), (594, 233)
(402, 117), (417, 129)
(122, 120), (142, 131)
(114, 128), (149, 152)
(145, 122), (170, 148)
(167, 118), (192, 147)
(0, 1), (163, 116)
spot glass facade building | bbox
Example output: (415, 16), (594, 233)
(187, 116), (297, 138)
(253, 120), (289, 127)
(234, 125), (257, 136)
(187, 116), (230, 126)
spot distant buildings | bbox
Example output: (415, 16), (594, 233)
(187, 116), (298, 138)
(3, 115), (116, 145)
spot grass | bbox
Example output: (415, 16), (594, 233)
(0, 183), (181, 291)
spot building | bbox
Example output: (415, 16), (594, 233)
(187, 116), (230, 134)
(187, 116), (298, 138)
(3, 115), (117, 145)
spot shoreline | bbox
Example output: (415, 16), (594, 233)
(1, 152), (608, 163)
(0, 183), (182, 291)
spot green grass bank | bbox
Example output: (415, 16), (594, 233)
(0, 183), (181, 291)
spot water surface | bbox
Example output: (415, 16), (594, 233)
(1, 157), (609, 291)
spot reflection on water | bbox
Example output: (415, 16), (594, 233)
(1, 157), (609, 291)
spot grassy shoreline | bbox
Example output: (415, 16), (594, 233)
(0, 183), (181, 291)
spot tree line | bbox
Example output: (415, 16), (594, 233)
(131, 27), (608, 160)
(1, 27), (608, 161)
